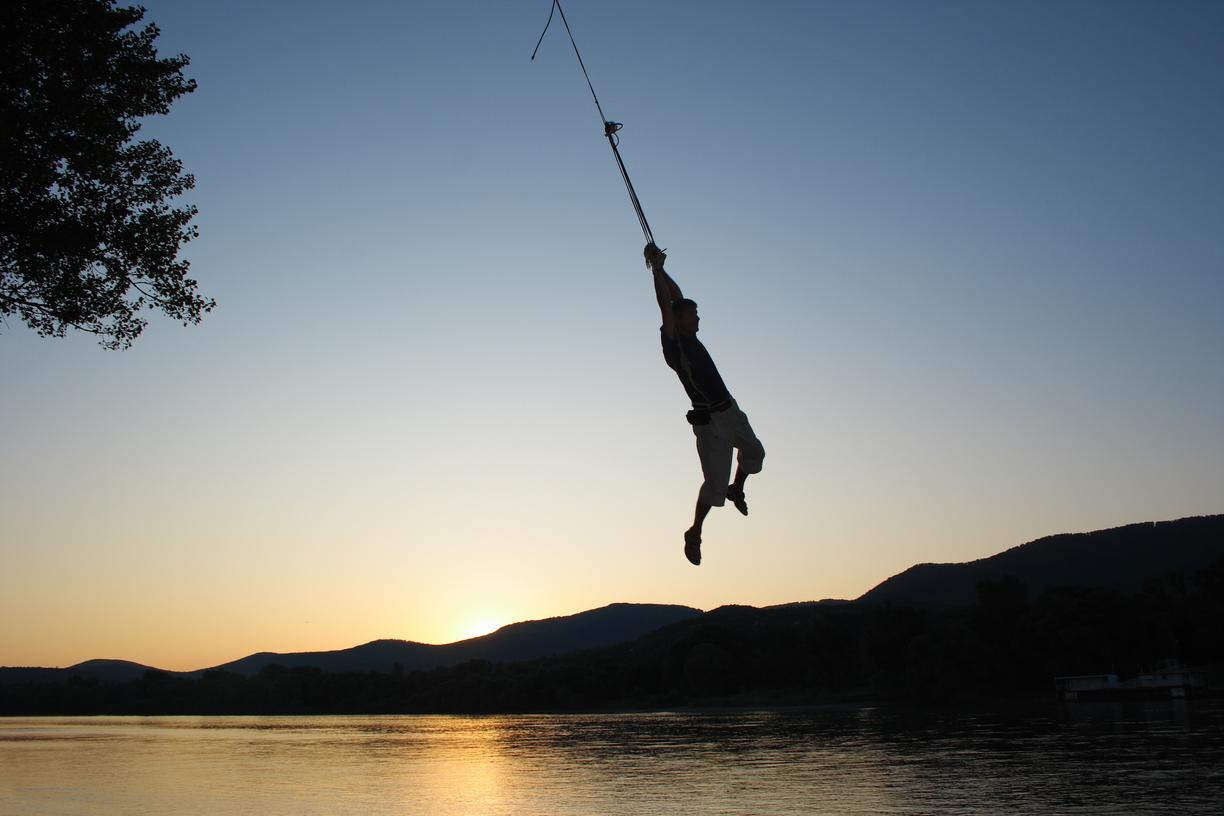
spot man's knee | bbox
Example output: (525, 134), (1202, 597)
(738, 441), (765, 475)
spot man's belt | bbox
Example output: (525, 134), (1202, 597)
(687, 399), (733, 426)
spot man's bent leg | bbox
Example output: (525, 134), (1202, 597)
(726, 405), (764, 516)
(732, 466), (749, 492)
(731, 411), (765, 477)
(727, 466), (750, 516)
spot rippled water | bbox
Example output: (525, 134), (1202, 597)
(2, 702), (1222, 815)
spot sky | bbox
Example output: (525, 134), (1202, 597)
(3, 0), (1222, 672)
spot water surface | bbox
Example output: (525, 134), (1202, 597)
(2, 702), (1221, 814)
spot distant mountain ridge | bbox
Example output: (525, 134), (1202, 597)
(0, 660), (162, 686)
(0, 603), (702, 684)
(4, 514), (1221, 687)
(205, 602), (702, 677)
(857, 514), (1224, 605)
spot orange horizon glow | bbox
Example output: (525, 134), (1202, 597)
(458, 618), (506, 641)
(4, 0), (1223, 680)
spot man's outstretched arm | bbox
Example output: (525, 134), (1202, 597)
(646, 243), (682, 337)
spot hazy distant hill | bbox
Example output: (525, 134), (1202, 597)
(0, 604), (700, 685)
(0, 660), (167, 686)
(205, 603), (702, 677)
(857, 515), (1224, 606)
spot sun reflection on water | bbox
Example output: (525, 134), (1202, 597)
(3, 706), (1223, 815)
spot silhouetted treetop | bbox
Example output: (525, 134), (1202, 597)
(1, 0), (211, 348)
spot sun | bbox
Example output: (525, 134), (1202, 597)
(458, 618), (503, 641)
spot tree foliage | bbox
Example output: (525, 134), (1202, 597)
(1, 0), (211, 348)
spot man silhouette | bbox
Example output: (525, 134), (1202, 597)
(646, 243), (765, 566)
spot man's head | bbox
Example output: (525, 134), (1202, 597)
(672, 298), (699, 334)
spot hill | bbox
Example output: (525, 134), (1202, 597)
(0, 660), (168, 686)
(0, 603), (702, 685)
(206, 602), (702, 677)
(857, 515), (1224, 605)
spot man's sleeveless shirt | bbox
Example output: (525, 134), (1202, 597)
(661, 327), (732, 409)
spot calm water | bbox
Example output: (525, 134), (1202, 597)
(2, 702), (1222, 815)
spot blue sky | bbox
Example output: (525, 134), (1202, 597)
(2, 0), (1222, 670)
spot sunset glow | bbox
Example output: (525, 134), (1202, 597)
(2, 0), (1222, 673)
(459, 620), (505, 642)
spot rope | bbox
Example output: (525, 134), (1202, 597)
(532, 0), (656, 246)
(607, 127), (654, 245)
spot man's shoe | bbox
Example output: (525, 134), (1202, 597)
(726, 485), (748, 516)
(684, 528), (702, 566)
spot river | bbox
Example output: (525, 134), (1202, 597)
(2, 701), (1221, 814)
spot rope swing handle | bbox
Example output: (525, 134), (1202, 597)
(532, 0), (656, 247)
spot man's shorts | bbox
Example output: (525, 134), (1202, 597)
(692, 400), (765, 507)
